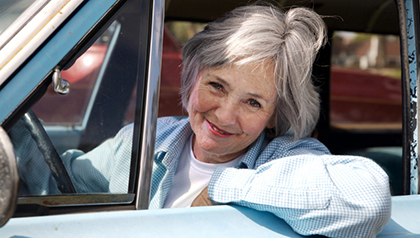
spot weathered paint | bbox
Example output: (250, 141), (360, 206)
(405, 0), (419, 194)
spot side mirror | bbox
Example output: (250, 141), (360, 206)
(0, 127), (19, 227)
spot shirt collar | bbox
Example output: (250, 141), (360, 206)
(236, 132), (269, 169)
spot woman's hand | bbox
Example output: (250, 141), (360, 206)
(191, 187), (213, 207)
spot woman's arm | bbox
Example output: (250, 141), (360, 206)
(208, 153), (391, 238)
(9, 119), (133, 195)
(61, 123), (133, 193)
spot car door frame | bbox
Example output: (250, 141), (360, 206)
(1, 0), (163, 216)
(396, 0), (420, 195)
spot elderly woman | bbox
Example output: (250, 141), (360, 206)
(11, 4), (391, 238)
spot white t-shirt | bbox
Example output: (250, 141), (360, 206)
(163, 136), (243, 208)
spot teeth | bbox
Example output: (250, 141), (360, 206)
(211, 124), (229, 135)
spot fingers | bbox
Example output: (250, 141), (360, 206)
(191, 187), (213, 207)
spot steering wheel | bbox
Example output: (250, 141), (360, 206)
(22, 110), (76, 193)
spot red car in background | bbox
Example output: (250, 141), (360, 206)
(330, 67), (402, 126)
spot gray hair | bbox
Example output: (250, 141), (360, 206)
(180, 5), (327, 139)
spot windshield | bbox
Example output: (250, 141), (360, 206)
(0, 0), (36, 33)
(0, 0), (46, 49)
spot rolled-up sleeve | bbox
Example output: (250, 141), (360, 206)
(208, 154), (391, 238)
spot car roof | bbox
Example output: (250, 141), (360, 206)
(165, 0), (400, 35)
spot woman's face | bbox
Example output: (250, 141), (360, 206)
(188, 62), (278, 164)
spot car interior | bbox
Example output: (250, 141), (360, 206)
(165, 0), (405, 195)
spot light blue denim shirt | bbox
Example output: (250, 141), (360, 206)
(152, 117), (391, 238)
(11, 116), (391, 238)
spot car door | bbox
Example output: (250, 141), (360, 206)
(0, 0), (163, 218)
(1, 0), (420, 237)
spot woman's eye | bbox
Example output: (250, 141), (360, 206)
(209, 82), (223, 90)
(248, 99), (261, 108)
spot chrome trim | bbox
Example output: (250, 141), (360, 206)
(52, 67), (71, 95)
(405, 0), (419, 195)
(18, 193), (135, 207)
(135, 0), (165, 210)
(396, 0), (411, 195)
(80, 21), (121, 129)
(398, 0), (419, 195)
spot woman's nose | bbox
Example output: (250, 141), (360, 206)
(215, 100), (238, 126)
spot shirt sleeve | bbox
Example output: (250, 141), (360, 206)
(208, 153), (392, 238)
(10, 119), (133, 195)
(61, 123), (133, 193)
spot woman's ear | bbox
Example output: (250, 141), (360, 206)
(185, 71), (204, 113)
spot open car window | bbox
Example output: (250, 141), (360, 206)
(331, 31), (401, 130)
(329, 31), (403, 195)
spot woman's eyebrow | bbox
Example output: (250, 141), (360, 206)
(213, 76), (233, 91)
(213, 75), (270, 103)
(247, 92), (269, 103)
(214, 76), (230, 87)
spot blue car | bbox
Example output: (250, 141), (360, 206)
(0, 0), (419, 237)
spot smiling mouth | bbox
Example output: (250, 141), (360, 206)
(206, 120), (233, 135)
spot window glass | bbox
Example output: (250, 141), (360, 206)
(330, 31), (402, 130)
(32, 21), (121, 126)
(8, 0), (149, 205)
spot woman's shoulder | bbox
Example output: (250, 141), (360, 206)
(268, 135), (331, 157)
(157, 116), (188, 126)
(157, 116), (189, 131)
(155, 116), (191, 145)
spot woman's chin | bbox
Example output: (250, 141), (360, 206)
(198, 140), (224, 154)
(196, 138), (246, 160)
